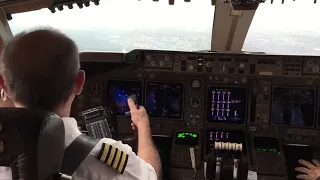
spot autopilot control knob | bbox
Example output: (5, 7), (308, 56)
(312, 66), (319, 73)
(151, 60), (156, 66)
(146, 55), (152, 60)
(155, 123), (162, 131)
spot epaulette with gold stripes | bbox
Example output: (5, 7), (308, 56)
(97, 143), (129, 174)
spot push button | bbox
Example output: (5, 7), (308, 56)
(295, 135), (302, 141)
(0, 140), (4, 153)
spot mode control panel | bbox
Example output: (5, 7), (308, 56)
(142, 50), (320, 79)
(144, 53), (174, 71)
(283, 58), (302, 77)
(303, 59), (320, 76)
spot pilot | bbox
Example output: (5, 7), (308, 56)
(295, 159), (320, 180)
(0, 27), (161, 180)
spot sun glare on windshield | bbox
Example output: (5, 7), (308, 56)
(8, 0), (320, 55)
(9, 0), (214, 52)
(244, 0), (320, 55)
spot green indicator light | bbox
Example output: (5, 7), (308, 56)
(177, 132), (198, 138)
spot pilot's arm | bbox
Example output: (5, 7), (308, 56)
(72, 138), (157, 180)
(127, 98), (161, 179)
(73, 98), (161, 180)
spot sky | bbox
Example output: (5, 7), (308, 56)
(8, 0), (320, 33)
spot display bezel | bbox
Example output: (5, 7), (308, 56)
(105, 79), (144, 117)
(145, 81), (185, 120)
(205, 84), (248, 125)
(270, 86), (316, 128)
(204, 128), (247, 156)
(253, 136), (280, 152)
(317, 88), (320, 130)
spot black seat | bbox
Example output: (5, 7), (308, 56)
(0, 108), (65, 180)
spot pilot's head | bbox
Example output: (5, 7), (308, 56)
(0, 27), (85, 117)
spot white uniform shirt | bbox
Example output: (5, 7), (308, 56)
(62, 117), (157, 180)
(0, 117), (157, 180)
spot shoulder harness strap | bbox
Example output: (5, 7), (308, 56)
(97, 143), (129, 174)
(61, 134), (100, 175)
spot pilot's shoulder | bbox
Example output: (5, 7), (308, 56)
(91, 138), (133, 155)
(90, 138), (133, 174)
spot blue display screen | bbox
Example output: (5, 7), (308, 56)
(106, 80), (142, 115)
(145, 82), (183, 119)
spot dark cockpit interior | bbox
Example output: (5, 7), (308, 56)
(70, 49), (320, 180)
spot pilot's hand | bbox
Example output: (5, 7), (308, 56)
(127, 98), (150, 130)
(295, 159), (320, 180)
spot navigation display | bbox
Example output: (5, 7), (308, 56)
(206, 86), (246, 124)
(106, 80), (142, 115)
(145, 82), (183, 119)
(271, 87), (315, 127)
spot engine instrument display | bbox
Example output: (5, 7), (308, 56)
(146, 82), (183, 119)
(175, 132), (199, 146)
(206, 86), (246, 124)
(271, 87), (315, 127)
(106, 80), (142, 115)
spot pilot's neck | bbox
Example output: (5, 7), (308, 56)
(55, 103), (72, 118)
(14, 102), (71, 118)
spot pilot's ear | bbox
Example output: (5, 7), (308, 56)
(74, 70), (85, 95)
(0, 74), (5, 89)
(0, 74), (12, 98)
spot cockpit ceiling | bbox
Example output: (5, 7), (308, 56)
(0, 0), (217, 15)
(0, 0), (53, 14)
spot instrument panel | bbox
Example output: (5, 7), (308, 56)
(72, 50), (320, 180)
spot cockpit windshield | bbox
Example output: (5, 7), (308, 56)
(244, 0), (320, 55)
(8, 0), (320, 55)
(9, 0), (214, 52)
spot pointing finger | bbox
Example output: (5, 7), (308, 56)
(127, 98), (137, 111)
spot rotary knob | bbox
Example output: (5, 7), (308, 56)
(151, 60), (156, 66)
(155, 123), (162, 131)
(312, 66), (319, 73)
(146, 55), (152, 60)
